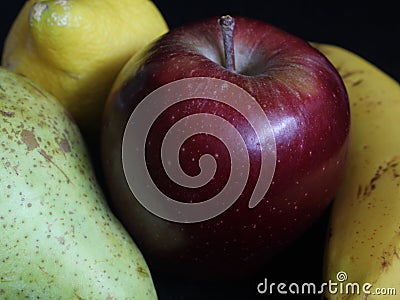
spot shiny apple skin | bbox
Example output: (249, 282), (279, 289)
(101, 16), (350, 280)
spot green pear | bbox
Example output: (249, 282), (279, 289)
(0, 67), (157, 299)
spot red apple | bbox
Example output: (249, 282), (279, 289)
(101, 15), (350, 280)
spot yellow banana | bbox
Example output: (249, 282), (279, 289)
(312, 43), (400, 299)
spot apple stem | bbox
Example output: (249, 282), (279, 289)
(218, 15), (236, 72)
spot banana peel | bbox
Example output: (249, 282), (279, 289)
(313, 43), (400, 300)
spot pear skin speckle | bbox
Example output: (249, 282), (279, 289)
(0, 67), (157, 299)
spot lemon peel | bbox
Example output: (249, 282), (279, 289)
(2, 0), (169, 138)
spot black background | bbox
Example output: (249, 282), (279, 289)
(1, 1), (399, 299)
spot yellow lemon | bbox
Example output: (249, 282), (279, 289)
(2, 0), (168, 137)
